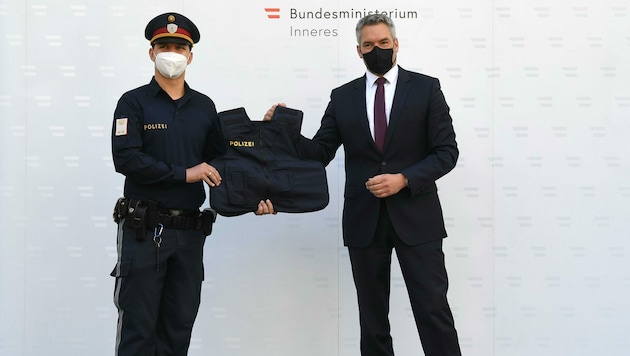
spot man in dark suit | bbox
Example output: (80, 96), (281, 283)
(266, 13), (461, 356)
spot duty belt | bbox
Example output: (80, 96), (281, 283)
(113, 198), (217, 240)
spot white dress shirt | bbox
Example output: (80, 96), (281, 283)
(365, 65), (399, 140)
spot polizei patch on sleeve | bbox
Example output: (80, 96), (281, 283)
(115, 118), (128, 136)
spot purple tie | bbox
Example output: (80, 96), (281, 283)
(374, 77), (387, 152)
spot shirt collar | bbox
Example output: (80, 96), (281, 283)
(149, 76), (162, 96)
(148, 76), (191, 99)
(365, 64), (399, 86)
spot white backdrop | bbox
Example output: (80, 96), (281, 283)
(1, 0), (629, 355)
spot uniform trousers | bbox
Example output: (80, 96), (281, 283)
(347, 203), (461, 356)
(112, 221), (206, 356)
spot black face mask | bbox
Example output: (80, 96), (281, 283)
(362, 46), (394, 75)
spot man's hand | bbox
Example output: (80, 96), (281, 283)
(186, 163), (222, 187)
(365, 173), (407, 198)
(255, 199), (276, 215)
(263, 102), (287, 121)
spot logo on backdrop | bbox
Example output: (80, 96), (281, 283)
(264, 7), (418, 38)
(265, 8), (280, 19)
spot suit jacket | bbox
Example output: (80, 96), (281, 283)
(298, 66), (458, 247)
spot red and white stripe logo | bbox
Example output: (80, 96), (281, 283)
(264, 8), (280, 19)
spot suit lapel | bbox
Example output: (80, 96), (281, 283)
(351, 76), (375, 148)
(385, 67), (410, 151)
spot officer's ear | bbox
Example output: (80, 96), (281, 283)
(149, 47), (156, 62)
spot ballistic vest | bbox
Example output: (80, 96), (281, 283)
(209, 107), (329, 216)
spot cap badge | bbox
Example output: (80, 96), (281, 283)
(167, 23), (178, 34)
(167, 15), (176, 22)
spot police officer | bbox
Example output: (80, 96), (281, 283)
(111, 12), (274, 356)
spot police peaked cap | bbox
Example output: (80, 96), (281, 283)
(145, 12), (200, 46)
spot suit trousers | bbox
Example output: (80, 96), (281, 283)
(347, 202), (461, 356)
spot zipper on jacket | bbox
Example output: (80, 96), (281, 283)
(260, 126), (271, 198)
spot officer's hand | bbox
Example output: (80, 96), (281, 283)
(255, 199), (276, 215)
(263, 103), (287, 121)
(186, 163), (222, 187)
(365, 173), (407, 198)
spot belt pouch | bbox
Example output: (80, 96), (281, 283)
(127, 204), (147, 241)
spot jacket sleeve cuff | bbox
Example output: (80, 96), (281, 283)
(173, 167), (187, 182)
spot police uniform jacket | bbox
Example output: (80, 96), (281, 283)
(112, 77), (224, 210)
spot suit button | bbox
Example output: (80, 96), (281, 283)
(381, 161), (387, 166)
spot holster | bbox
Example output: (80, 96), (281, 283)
(199, 208), (217, 236)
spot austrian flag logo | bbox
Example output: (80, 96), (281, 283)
(265, 8), (280, 19)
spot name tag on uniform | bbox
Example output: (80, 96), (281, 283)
(115, 118), (128, 136)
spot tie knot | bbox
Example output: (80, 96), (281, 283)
(376, 77), (386, 86)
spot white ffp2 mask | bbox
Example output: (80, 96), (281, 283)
(154, 52), (189, 79)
